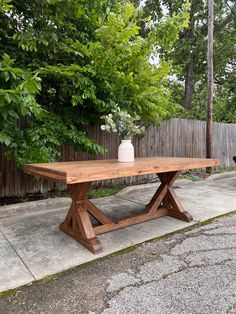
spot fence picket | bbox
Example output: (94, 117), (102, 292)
(0, 118), (236, 197)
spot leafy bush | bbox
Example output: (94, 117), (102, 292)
(0, 0), (189, 165)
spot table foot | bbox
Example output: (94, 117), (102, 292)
(60, 182), (104, 254)
(146, 171), (193, 223)
(168, 210), (193, 222)
(60, 223), (103, 254)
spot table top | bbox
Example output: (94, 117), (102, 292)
(24, 157), (220, 184)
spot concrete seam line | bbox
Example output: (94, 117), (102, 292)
(0, 206), (68, 221)
(0, 230), (36, 280)
(113, 195), (146, 206)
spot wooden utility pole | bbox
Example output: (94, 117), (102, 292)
(206, 0), (214, 165)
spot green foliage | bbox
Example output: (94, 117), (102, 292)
(148, 1), (190, 51)
(0, 0), (189, 166)
(137, 0), (236, 122)
(101, 105), (145, 139)
(0, 54), (44, 148)
(0, 0), (109, 165)
(0, 0), (11, 11)
(7, 113), (106, 166)
(88, 2), (190, 123)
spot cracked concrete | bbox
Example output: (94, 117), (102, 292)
(103, 263), (236, 314)
(100, 215), (236, 314)
(0, 214), (235, 314)
(0, 172), (235, 312)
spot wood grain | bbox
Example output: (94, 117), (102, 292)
(60, 182), (103, 254)
(24, 157), (219, 184)
(59, 169), (193, 253)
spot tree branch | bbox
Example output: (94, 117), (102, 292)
(224, 0), (236, 16)
(214, 2), (236, 36)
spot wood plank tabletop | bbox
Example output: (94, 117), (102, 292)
(24, 157), (220, 184)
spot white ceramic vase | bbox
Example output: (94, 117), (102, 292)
(118, 139), (134, 162)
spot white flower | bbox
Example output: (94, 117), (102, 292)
(100, 105), (145, 139)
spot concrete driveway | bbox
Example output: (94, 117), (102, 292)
(0, 172), (235, 293)
(0, 212), (235, 314)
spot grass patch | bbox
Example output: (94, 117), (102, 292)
(179, 174), (204, 182)
(88, 186), (125, 199)
(0, 185), (126, 206)
(210, 167), (236, 174)
(195, 210), (236, 227)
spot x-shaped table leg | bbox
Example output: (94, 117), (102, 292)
(60, 171), (193, 254)
(145, 171), (193, 222)
(59, 182), (103, 254)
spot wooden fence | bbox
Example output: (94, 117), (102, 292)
(0, 118), (236, 198)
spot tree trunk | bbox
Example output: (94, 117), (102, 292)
(183, 55), (194, 109)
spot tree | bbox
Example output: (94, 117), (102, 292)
(88, 3), (189, 124)
(0, 0), (189, 165)
(135, 0), (236, 122)
(0, 0), (109, 165)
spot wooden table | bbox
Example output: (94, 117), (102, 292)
(24, 157), (219, 254)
